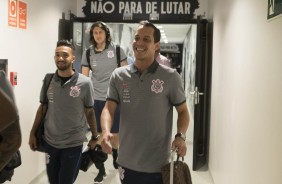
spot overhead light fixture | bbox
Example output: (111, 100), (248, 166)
(161, 37), (168, 43)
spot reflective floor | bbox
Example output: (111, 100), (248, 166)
(35, 140), (214, 184)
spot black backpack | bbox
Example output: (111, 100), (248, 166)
(86, 45), (121, 70)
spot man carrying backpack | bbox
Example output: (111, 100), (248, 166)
(29, 40), (98, 184)
(81, 21), (127, 183)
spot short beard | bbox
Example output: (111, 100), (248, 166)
(56, 62), (72, 71)
(56, 65), (68, 71)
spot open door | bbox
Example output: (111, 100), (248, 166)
(192, 18), (213, 171)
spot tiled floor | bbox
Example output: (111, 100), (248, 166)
(34, 141), (214, 184)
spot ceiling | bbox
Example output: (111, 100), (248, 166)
(126, 23), (192, 44)
(157, 24), (191, 43)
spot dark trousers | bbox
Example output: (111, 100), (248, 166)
(94, 100), (120, 133)
(44, 141), (82, 184)
(119, 166), (163, 184)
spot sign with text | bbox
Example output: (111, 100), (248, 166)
(8, 0), (27, 29)
(8, 0), (18, 27)
(19, 1), (27, 29)
(82, 0), (199, 22)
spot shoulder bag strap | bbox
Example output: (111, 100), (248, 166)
(86, 48), (92, 70)
(42, 73), (54, 104)
(116, 45), (121, 67)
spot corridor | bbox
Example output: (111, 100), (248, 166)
(32, 107), (214, 184)
(33, 140), (214, 184)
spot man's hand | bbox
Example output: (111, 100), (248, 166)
(171, 137), (187, 157)
(28, 133), (37, 151)
(87, 139), (97, 149)
(101, 132), (113, 154)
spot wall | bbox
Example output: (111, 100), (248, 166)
(0, 0), (76, 183)
(207, 0), (282, 183)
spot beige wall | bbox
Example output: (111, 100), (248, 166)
(207, 0), (282, 183)
(0, 0), (76, 183)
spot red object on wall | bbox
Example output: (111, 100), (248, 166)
(10, 72), (17, 86)
(8, 0), (18, 27)
(19, 1), (27, 29)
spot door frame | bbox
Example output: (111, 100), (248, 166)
(68, 16), (213, 171)
(192, 17), (213, 170)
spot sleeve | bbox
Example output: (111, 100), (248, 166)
(84, 77), (95, 108)
(169, 71), (186, 106)
(81, 49), (89, 67)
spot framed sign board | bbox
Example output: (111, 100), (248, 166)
(267, 0), (282, 20)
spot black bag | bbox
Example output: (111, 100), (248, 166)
(35, 118), (46, 152)
(79, 147), (93, 172)
(35, 73), (54, 153)
(89, 144), (108, 164)
(161, 150), (192, 184)
(79, 145), (108, 172)
(0, 150), (22, 183)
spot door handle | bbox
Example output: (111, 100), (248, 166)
(189, 87), (204, 104)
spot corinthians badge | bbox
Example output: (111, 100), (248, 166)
(70, 86), (81, 97)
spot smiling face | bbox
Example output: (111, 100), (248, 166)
(133, 25), (160, 63)
(54, 46), (75, 71)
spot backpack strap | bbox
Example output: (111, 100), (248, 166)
(42, 73), (54, 104)
(86, 48), (92, 70)
(116, 45), (121, 67)
(87, 46), (120, 68)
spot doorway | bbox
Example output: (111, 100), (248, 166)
(69, 20), (212, 171)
